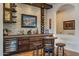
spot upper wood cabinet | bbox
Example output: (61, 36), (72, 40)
(3, 3), (17, 23)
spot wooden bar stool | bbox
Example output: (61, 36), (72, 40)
(33, 43), (42, 56)
(44, 44), (54, 56)
(43, 37), (55, 56)
(56, 43), (65, 56)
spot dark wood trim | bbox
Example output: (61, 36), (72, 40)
(23, 3), (52, 9)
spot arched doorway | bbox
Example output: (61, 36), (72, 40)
(56, 4), (75, 35)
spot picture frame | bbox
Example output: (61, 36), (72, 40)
(63, 20), (75, 30)
(21, 14), (37, 28)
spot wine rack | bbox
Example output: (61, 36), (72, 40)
(41, 8), (44, 34)
(3, 3), (17, 23)
(3, 38), (18, 56)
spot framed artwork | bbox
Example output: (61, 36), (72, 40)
(21, 14), (37, 28)
(63, 20), (75, 30)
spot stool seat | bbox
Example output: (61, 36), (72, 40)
(56, 43), (65, 47)
(33, 42), (42, 56)
(33, 43), (42, 48)
(45, 44), (53, 46)
(45, 48), (54, 52)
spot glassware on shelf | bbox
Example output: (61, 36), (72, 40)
(9, 38), (17, 52)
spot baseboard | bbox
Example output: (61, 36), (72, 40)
(55, 47), (79, 54)
(65, 48), (79, 54)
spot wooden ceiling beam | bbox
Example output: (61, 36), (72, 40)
(23, 3), (53, 9)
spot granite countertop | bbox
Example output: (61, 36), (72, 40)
(43, 36), (57, 39)
(4, 34), (56, 39)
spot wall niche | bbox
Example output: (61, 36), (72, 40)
(56, 4), (75, 35)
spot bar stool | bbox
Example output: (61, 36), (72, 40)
(56, 43), (65, 56)
(44, 44), (54, 56)
(43, 37), (55, 56)
(33, 43), (42, 56)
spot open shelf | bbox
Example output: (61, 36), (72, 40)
(3, 3), (17, 24)
(4, 20), (16, 23)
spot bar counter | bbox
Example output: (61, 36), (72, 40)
(4, 34), (54, 38)
(3, 34), (57, 56)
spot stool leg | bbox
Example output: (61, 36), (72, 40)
(60, 47), (62, 56)
(52, 49), (54, 56)
(43, 49), (45, 56)
(36, 47), (39, 56)
(33, 50), (35, 56)
(62, 47), (64, 56)
(48, 51), (50, 56)
(56, 47), (59, 56)
(52, 51), (54, 56)
(40, 49), (42, 56)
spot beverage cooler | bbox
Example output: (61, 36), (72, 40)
(3, 38), (18, 56)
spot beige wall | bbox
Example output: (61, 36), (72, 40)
(4, 4), (41, 35)
(56, 11), (64, 34)
(47, 3), (79, 53)
(56, 6), (75, 35)
(0, 3), (3, 56)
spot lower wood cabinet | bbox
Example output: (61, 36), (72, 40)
(18, 37), (29, 52)
(3, 37), (43, 56)
(3, 38), (18, 56)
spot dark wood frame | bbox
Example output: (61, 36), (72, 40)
(63, 20), (75, 30)
(41, 8), (44, 34)
(21, 14), (37, 28)
(23, 3), (52, 9)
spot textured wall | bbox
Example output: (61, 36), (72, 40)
(56, 5), (75, 35)
(4, 4), (41, 35)
(0, 3), (3, 56)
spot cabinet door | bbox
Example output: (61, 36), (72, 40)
(18, 37), (29, 52)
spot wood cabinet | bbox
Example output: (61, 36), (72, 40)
(3, 37), (43, 55)
(3, 34), (56, 56)
(18, 37), (29, 52)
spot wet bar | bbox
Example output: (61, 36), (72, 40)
(3, 34), (57, 56)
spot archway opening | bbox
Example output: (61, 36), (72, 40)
(56, 4), (75, 35)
